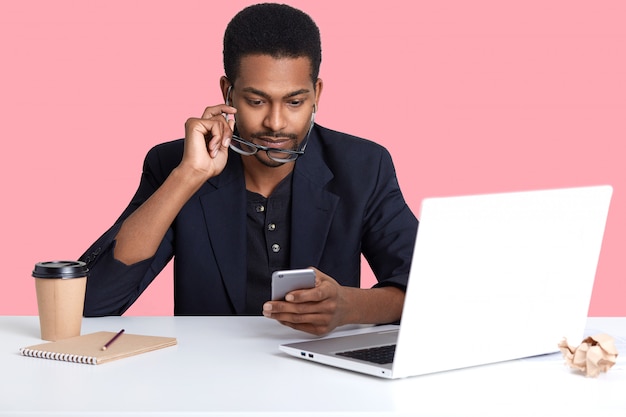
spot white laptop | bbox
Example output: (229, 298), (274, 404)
(279, 185), (613, 379)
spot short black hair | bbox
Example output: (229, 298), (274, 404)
(223, 3), (322, 84)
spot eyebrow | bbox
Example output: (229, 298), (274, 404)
(242, 87), (311, 99)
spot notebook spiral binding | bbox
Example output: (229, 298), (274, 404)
(19, 347), (97, 365)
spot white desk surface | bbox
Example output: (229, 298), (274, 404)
(1, 316), (624, 417)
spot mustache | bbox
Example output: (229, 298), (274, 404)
(250, 132), (298, 141)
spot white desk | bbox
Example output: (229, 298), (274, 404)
(1, 316), (624, 416)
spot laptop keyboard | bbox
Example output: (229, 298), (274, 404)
(336, 344), (396, 364)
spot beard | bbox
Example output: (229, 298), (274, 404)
(254, 152), (286, 168)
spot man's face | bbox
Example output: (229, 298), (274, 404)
(225, 54), (322, 167)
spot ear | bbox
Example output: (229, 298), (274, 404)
(314, 78), (323, 112)
(220, 76), (233, 105)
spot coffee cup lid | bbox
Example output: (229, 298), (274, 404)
(32, 261), (89, 279)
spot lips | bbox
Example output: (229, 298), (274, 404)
(259, 138), (289, 146)
(252, 134), (297, 148)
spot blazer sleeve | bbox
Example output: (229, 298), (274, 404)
(360, 147), (418, 291)
(79, 142), (180, 316)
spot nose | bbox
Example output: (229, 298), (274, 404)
(263, 103), (288, 132)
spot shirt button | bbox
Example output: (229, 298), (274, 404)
(268, 223), (276, 231)
(256, 205), (265, 213)
(271, 243), (280, 253)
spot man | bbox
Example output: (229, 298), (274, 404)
(80, 3), (418, 336)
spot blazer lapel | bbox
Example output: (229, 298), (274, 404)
(199, 155), (247, 314)
(291, 128), (340, 268)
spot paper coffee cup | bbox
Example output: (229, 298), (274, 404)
(32, 261), (89, 341)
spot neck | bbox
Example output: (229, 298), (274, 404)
(242, 156), (295, 197)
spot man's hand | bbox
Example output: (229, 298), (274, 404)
(263, 268), (349, 336)
(113, 104), (236, 265)
(262, 267), (405, 336)
(179, 104), (236, 181)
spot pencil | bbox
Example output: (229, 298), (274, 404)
(101, 329), (125, 350)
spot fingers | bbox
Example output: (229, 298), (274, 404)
(193, 104), (237, 157)
(201, 104), (237, 119)
(204, 105), (236, 157)
(185, 105), (236, 159)
(268, 306), (336, 336)
(206, 120), (231, 158)
(264, 295), (336, 317)
(263, 272), (341, 336)
(178, 104), (237, 181)
(184, 117), (230, 158)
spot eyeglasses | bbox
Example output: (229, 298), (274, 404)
(229, 134), (306, 163)
(224, 95), (316, 163)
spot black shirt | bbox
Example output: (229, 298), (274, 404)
(244, 173), (293, 314)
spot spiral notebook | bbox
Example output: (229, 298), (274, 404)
(19, 331), (177, 365)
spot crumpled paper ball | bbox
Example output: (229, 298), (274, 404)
(558, 333), (618, 377)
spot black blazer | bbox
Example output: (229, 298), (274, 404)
(81, 124), (418, 316)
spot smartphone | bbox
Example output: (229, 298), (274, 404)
(271, 269), (316, 301)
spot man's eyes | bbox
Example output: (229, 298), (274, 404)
(245, 99), (305, 107)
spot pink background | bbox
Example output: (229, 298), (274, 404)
(1, 1), (624, 316)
